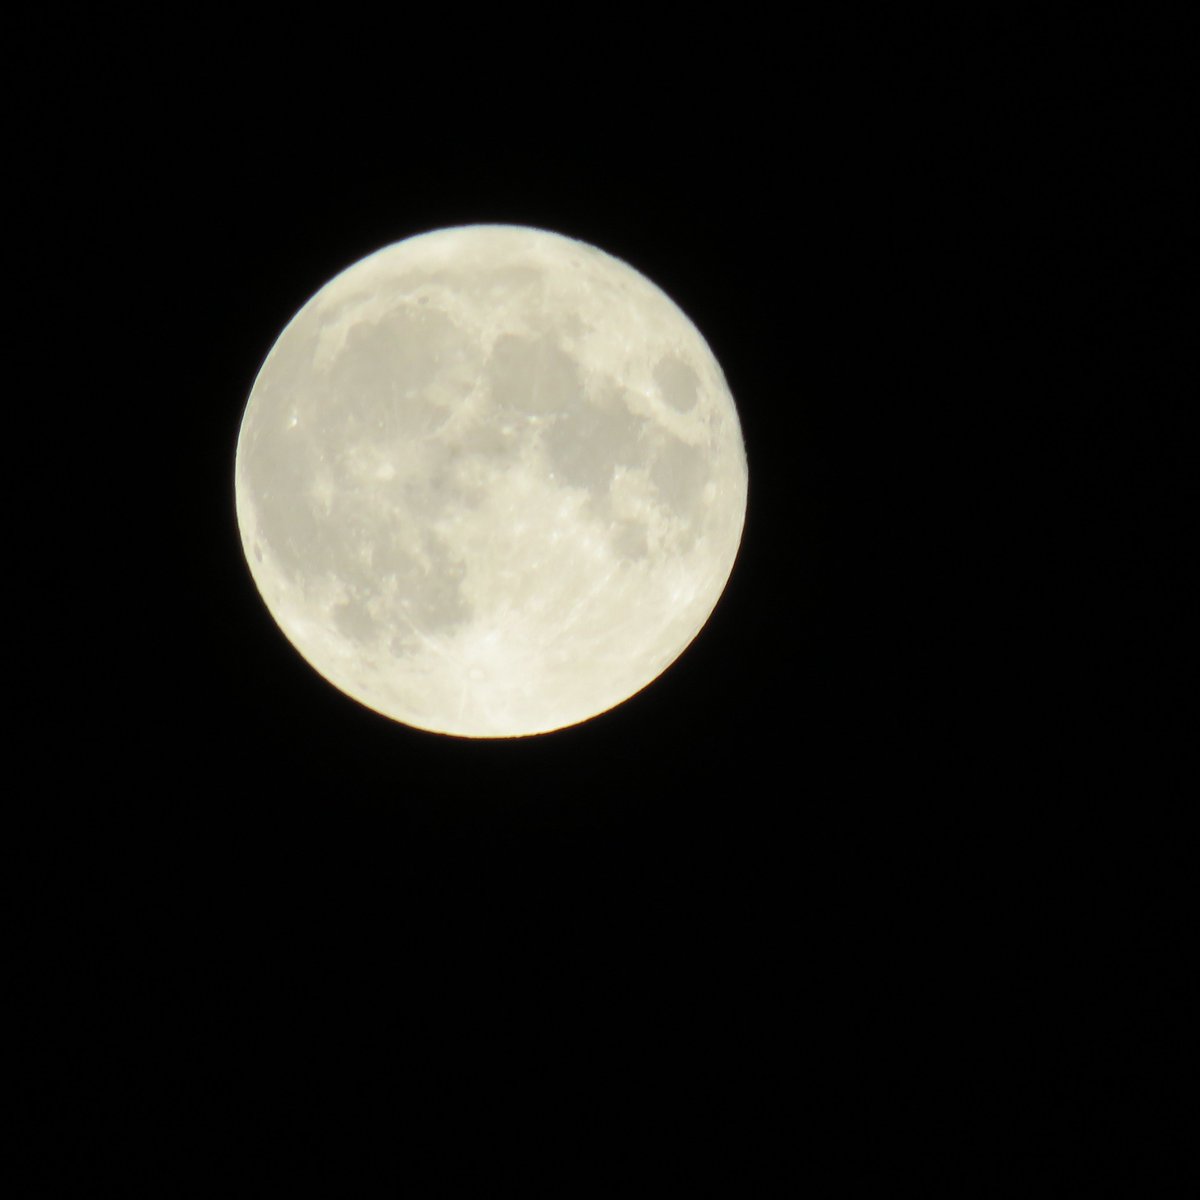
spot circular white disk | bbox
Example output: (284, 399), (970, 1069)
(235, 225), (747, 737)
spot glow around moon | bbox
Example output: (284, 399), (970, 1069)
(235, 225), (747, 737)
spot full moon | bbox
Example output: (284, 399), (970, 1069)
(235, 225), (747, 737)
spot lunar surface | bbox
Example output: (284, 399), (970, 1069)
(235, 225), (747, 737)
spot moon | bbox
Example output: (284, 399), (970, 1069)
(235, 225), (747, 737)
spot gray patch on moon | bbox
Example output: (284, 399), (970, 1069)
(455, 420), (517, 462)
(487, 333), (583, 416)
(332, 534), (472, 648)
(332, 592), (379, 643)
(654, 356), (700, 412)
(650, 435), (708, 515)
(611, 520), (649, 560)
(321, 307), (466, 440)
(543, 386), (648, 493)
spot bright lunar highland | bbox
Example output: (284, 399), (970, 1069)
(235, 225), (748, 737)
